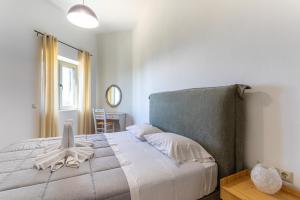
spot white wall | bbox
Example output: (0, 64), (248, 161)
(0, 0), (98, 148)
(132, 0), (300, 188)
(97, 31), (133, 125)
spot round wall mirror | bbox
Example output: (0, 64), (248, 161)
(105, 85), (122, 107)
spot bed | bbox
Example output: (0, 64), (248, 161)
(0, 84), (249, 200)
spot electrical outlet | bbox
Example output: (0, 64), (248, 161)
(276, 168), (294, 183)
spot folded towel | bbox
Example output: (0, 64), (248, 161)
(35, 149), (66, 170)
(34, 121), (94, 171)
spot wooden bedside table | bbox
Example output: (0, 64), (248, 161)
(220, 170), (300, 200)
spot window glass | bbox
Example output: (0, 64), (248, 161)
(58, 58), (78, 110)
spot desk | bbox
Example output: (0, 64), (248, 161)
(103, 112), (126, 132)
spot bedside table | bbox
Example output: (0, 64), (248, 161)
(220, 170), (300, 200)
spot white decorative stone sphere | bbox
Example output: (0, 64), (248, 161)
(250, 164), (282, 194)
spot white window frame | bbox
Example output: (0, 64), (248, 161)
(58, 56), (79, 111)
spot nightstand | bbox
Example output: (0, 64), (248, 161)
(220, 170), (300, 200)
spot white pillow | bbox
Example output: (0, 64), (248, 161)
(126, 125), (138, 131)
(126, 124), (163, 140)
(144, 132), (215, 164)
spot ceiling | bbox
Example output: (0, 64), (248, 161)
(48, 0), (146, 33)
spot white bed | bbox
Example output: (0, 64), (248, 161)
(0, 85), (247, 200)
(105, 131), (218, 200)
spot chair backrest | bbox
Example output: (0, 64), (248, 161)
(93, 108), (107, 133)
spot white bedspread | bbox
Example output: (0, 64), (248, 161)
(105, 132), (217, 200)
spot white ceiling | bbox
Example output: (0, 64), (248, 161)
(48, 0), (146, 33)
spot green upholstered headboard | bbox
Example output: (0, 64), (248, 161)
(149, 84), (250, 178)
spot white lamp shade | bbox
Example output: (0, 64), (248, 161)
(67, 4), (99, 29)
(251, 164), (282, 194)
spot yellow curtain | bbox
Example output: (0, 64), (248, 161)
(39, 35), (59, 138)
(78, 51), (93, 134)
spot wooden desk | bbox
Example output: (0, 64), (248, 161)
(221, 170), (300, 200)
(104, 112), (126, 132)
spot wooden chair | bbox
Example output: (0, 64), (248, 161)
(93, 108), (114, 133)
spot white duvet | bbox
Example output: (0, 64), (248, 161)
(105, 132), (217, 200)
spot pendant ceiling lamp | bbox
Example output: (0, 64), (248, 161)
(67, 0), (99, 29)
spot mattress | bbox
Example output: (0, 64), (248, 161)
(0, 132), (217, 200)
(105, 131), (218, 200)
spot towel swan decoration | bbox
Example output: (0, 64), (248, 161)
(34, 121), (94, 171)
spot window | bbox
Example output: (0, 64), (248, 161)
(58, 56), (78, 110)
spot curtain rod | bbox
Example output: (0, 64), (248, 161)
(34, 30), (93, 56)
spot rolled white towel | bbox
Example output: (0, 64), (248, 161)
(62, 121), (74, 148)
(68, 147), (94, 163)
(50, 158), (65, 172)
(66, 155), (80, 168)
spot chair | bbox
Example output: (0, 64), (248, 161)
(93, 108), (114, 133)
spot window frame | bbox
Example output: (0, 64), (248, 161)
(58, 58), (79, 111)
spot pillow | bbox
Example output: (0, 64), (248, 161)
(126, 125), (138, 131)
(126, 124), (162, 140)
(126, 123), (151, 131)
(144, 132), (214, 164)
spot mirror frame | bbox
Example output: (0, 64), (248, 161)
(105, 84), (122, 108)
